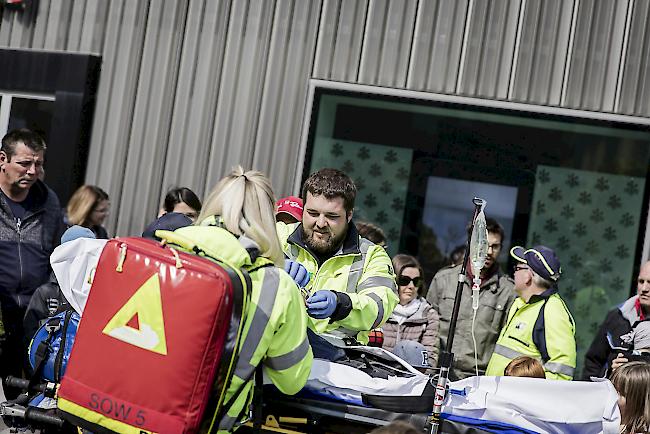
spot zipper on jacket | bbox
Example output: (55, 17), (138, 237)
(16, 217), (24, 305)
(15, 209), (46, 308)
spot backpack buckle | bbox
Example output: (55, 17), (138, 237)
(45, 319), (61, 334)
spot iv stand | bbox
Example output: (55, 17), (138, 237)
(426, 197), (487, 434)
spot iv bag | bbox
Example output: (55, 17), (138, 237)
(469, 210), (488, 276)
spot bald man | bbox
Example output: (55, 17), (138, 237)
(582, 261), (650, 379)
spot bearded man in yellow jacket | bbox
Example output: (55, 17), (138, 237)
(277, 168), (398, 344)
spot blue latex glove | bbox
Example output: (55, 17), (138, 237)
(306, 290), (337, 319)
(284, 259), (310, 288)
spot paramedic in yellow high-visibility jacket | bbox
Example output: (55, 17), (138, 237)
(277, 168), (399, 344)
(486, 245), (576, 380)
(177, 167), (313, 433)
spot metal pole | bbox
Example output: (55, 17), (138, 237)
(426, 197), (486, 434)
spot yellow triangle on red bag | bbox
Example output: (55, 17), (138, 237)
(102, 273), (168, 355)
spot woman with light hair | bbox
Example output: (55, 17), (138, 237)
(195, 167), (284, 265)
(610, 361), (650, 434)
(65, 185), (110, 238)
(173, 166), (313, 431)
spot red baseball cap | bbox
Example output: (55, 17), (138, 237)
(276, 196), (303, 222)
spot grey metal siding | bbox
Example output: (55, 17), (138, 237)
(0, 0), (648, 236)
(407, 0), (469, 93)
(510, 0), (575, 105)
(619, 0), (650, 115)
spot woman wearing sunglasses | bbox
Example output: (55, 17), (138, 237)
(382, 254), (440, 367)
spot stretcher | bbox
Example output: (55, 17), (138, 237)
(238, 350), (620, 434)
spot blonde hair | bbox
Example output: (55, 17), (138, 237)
(504, 356), (546, 379)
(197, 166), (284, 266)
(66, 185), (109, 227)
(610, 361), (650, 434)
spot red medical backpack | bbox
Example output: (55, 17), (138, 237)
(57, 236), (249, 433)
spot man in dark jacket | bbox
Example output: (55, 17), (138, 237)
(0, 129), (65, 387)
(582, 260), (650, 379)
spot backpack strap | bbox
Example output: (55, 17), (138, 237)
(53, 310), (74, 382)
(29, 315), (62, 389)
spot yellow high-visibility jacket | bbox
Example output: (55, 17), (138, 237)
(277, 221), (398, 344)
(174, 220), (313, 432)
(486, 289), (576, 380)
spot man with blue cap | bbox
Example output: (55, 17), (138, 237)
(486, 245), (576, 380)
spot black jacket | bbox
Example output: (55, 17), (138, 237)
(23, 272), (70, 343)
(0, 180), (66, 309)
(582, 296), (640, 379)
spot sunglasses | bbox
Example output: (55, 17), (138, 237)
(397, 275), (422, 287)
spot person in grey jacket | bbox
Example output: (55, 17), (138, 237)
(383, 254), (439, 366)
(426, 218), (515, 380)
(0, 129), (66, 393)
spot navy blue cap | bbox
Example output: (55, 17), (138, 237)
(142, 212), (192, 240)
(510, 245), (562, 282)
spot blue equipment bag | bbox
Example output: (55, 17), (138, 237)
(28, 310), (80, 383)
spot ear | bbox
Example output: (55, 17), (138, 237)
(525, 270), (534, 285)
(347, 209), (354, 223)
(0, 150), (7, 165)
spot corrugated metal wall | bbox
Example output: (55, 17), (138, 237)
(1, 0), (649, 236)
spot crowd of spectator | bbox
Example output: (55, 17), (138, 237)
(0, 127), (648, 433)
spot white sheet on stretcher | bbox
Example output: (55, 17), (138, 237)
(304, 359), (429, 403)
(445, 376), (620, 434)
(299, 359), (620, 434)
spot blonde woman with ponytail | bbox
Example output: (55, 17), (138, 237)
(196, 166), (284, 266)
(175, 166), (313, 433)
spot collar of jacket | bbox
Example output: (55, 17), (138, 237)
(288, 219), (362, 261)
(527, 287), (558, 304)
(0, 179), (51, 218)
(619, 295), (643, 325)
(176, 216), (271, 270)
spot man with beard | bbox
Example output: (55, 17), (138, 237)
(426, 218), (515, 380)
(277, 168), (398, 344)
(0, 129), (65, 394)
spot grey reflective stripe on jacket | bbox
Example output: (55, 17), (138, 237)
(493, 344), (575, 377)
(367, 293), (384, 329)
(345, 238), (372, 292)
(233, 269), (279, 381)
(493, 343), (527, 360)
(358, 276), (396, 291)
(265, 338), (310, 370)
(287, 244), (300, 261)
(348, 239), (393, 329)
(543, 361), (575, 377)
(218, 414), (239, 431)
